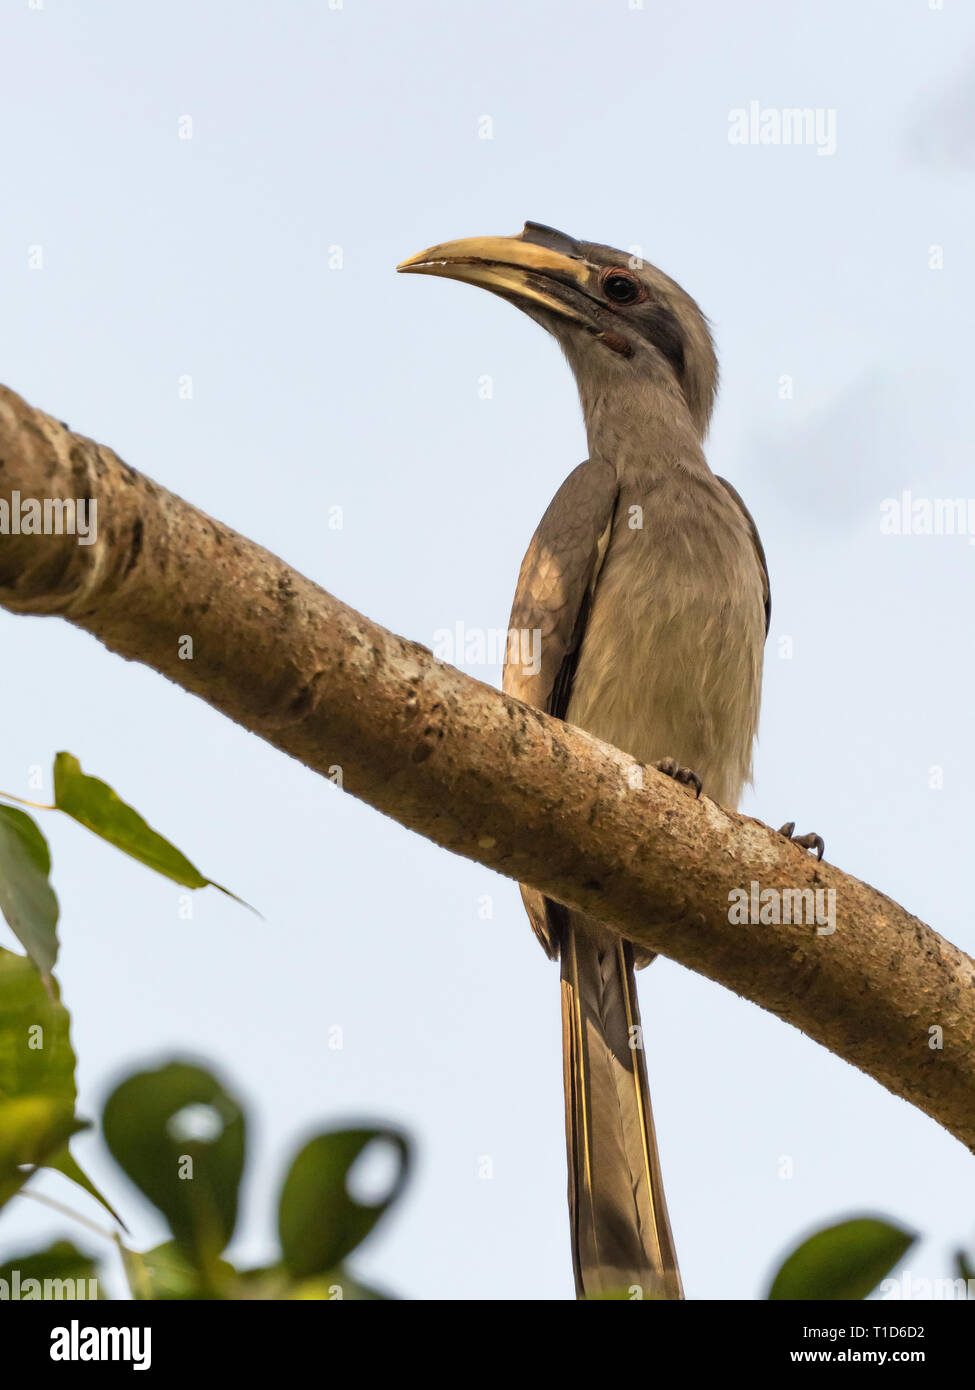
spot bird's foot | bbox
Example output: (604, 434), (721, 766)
(653, 757), (702, 799)
(778, 821), (825, 861)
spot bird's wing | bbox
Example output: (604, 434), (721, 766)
(716, 475), (771, 637)
(502, 458), (619, 957)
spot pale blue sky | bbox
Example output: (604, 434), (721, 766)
(2, 0), (974, 1299)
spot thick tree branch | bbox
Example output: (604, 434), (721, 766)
(2, 383), (973, 1150)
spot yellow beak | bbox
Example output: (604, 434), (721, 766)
(397, 234), (592, 326)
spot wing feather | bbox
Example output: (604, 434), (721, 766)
(502, 459), (619, 956)
(716, 475), (771, 636)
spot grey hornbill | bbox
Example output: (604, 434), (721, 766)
(398, 223), (822, 1300)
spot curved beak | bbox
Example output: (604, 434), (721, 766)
(397, 233), (592, 326)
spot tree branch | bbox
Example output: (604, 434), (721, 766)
(2, 383), (973, 1150)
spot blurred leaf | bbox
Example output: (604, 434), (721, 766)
(956, 1249), (974, 1284)
(124, 1249), (387, 1303)
(49, 1147), (124, 1227)
(53, 753), (242, 902)
(0, 947), (118, 1220)
(0, 1097), (84, 1207)
(768, 1217), (915, 1300)
(286, 1269), (390, 1300)
(103, 1062), (245, 1273)
(123, 1239), (237, 1301)
(0, 806), (59, 974)
(278, 1127), (410, 1279)
(117, 1238), (153, 1301)
(233, 1262), (391, 1301)
(0, 1239), (100, 1297)
(229, 1264), (294, 1300)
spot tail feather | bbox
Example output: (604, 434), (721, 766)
(560, 913), (682, 1300)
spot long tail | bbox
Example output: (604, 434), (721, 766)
(560, 913), (683, 1300)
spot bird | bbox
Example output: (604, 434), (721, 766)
(397, 222), (822, 1301)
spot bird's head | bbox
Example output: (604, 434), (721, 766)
(397, 221), (718, 438)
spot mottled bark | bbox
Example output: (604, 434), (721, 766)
(2, 383), (973, 1148)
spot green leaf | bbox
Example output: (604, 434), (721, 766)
(231, 1261), (392, 1300)
(0, 1240), (100, 1298)
(52, 753), (241, 902)
(0, 1096), (84, 1207)
(49, 1146), (124, 1227)
(122, 1239), (237, 1301)
(956, 1249), (974, 1284)
(768, 1217), (915, 1300)
(0, 947), (119, 1221)
(286, 1269), (391, 1300)
(278, 1127), (410, 1279)
(0, 806), (59, 974)
(225, 1263), (294, 1300)
(120, 1246), (391, 1302)
(103, 1062), (246, 1273)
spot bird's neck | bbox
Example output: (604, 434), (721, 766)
(580, 375), (709, 484)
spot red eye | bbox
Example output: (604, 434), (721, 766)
(600, 268), (643, 305)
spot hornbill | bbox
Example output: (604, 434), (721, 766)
(398, 223), (822, 1300)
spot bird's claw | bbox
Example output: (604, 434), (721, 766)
(654, 757), (702, 799)
(778, 821), (825, 861)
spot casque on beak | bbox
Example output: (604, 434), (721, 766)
(396, 230), (593, 327)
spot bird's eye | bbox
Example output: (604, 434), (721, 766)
(600, 269), (643, 305)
